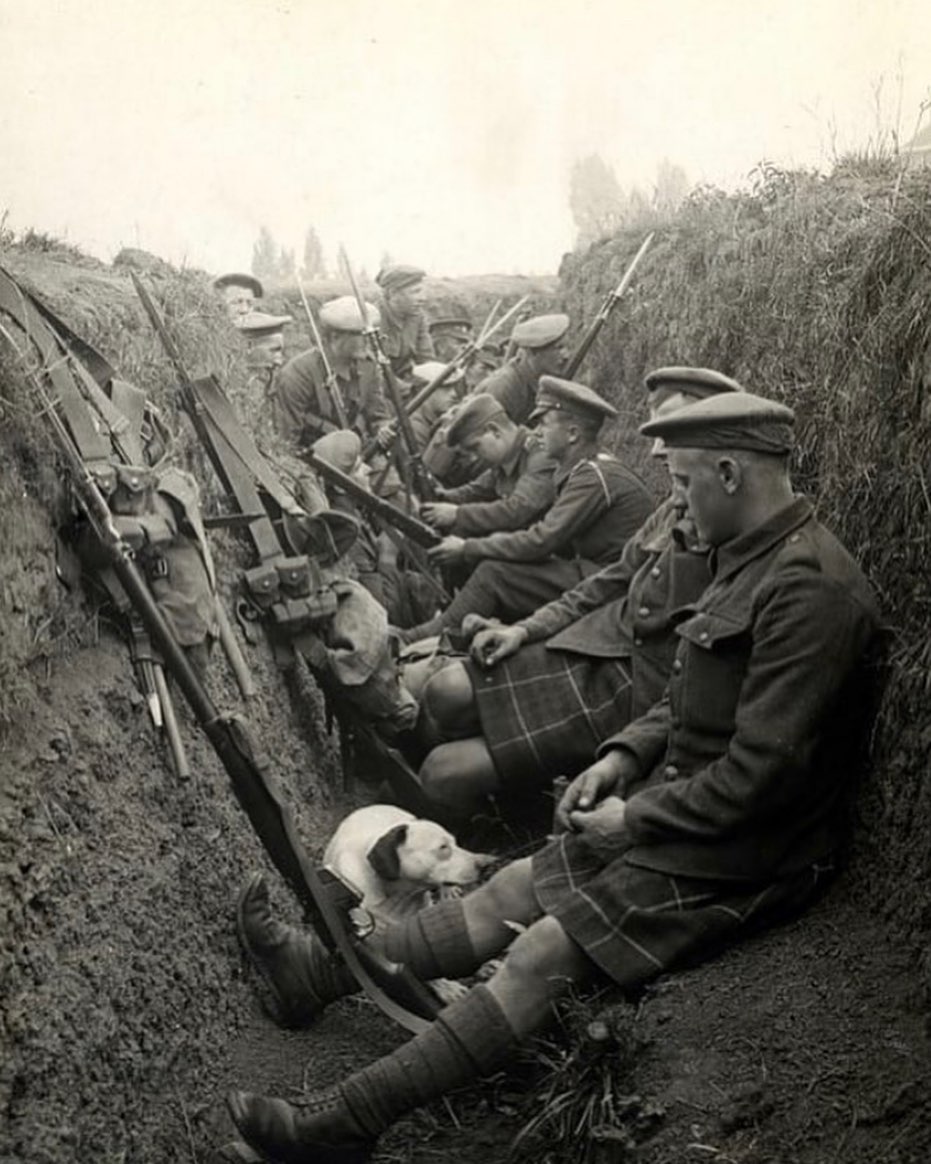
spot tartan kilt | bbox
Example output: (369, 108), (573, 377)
(532, 833), (832, 989)
(467, 644), (632, 792)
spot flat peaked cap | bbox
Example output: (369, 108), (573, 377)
(412, 360), (464, 386)
(428, 315), (473, 334)
(640, 391), (795, 454)
(319, 295), (380, 332)
(214, 272), (264, 298)
(644, 366), (744, 399)
(446, 393), (507, 446)
(375, 264), (426, 292)
(529, 375), (618, 424)
(236, 310), (292, 337)
(511, 312), (570, 349)
(312, 429), (363, 475)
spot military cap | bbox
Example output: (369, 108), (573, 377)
(236, 310), (292, 338)
(446, 393), (507, 446)
(312, 429), (363, 475)
(529, 375), (618, 425)
(511, 312), (570, 350)
(412, 360), (464, 387)
(319, 295), (380, 332)
(644, 366), (744, 400)
(375, 264), (426, 293)
(640, 391), (795, 454)
(428, 315), (473, 335)
(214, 272), (264, 298)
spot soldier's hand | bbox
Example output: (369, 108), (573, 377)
(568, 796), (631, 860)
(470, 625), (528, 668)
(374, 423), (397, 451)
(554, 750), (637, 832)
(421, 502), (458, 531)
(428, 536), (466, 565)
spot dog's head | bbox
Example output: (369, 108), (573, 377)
(367, 819), (493, 888)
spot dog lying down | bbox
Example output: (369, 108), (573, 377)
(323, 804), (495, 1003)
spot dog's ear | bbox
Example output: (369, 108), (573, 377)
(367, 824), (408, 882)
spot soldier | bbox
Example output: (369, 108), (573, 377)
(420, 392), (557, 541)
(271, 296), (393, 451)
(407, 361), (466, 453)
(374, 263), (435, 383)
(403, 378), (654, 641)
(428, 315), (474, 363)
(237, 311), (292, 396)
(416, 368), (739, 817)
(225, 390), (882, 1164)
(213, 272), (264, 323)
(478, 312), (570, 424)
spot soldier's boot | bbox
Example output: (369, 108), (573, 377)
(227, 984), (517, 1162)
(236, 873), (359, 1027)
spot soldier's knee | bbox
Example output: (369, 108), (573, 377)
(503, 915), (585, 990)
(423, 662), (473, 726)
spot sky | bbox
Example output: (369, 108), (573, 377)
(1, 0), (930, 277)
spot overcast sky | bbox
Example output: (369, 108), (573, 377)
(2, 0), (930, 277)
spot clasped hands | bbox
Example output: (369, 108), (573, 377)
(553, 749), (639, 859)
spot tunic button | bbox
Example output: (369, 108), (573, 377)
(672, 659), (683, 673)
(650, 566), (661, 578)
(633, 637), (643, 646)
(637, 605), (650, 617)
(699, 631), (709, 642)
(664, 764), (679, 778)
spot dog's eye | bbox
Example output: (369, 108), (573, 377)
(436, 843), (452, 858)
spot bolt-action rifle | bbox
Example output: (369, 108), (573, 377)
(338, 246), (436, 500)
(28, 355), (439, 1035)
(563, 231), (655, 378)
(295, 274), (348, 428)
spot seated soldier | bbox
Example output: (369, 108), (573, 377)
(420, 392), (557, 540)
(225, 390), (882, 1164)
(407, 360), (465, 453)
(311, 430), (438, 629)
(478, 312), (570, 425)
(403, 378), (654, 642)
(416, 368), (740, 817)
(271, 296), (394, 452)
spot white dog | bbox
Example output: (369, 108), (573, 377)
(323, 804), (494, 1003)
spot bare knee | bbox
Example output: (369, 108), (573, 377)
(420, 740), (498, 818)
(423, 662), (475, 732)
(474, 856), (538, 922)
(501, 915), (590, 994)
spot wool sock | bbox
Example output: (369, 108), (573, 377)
(340, 984), (517, 1135)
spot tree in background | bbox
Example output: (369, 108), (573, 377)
(277, 247), (296, 279)
(252, 226), (278, 279)
(570, 154), (626, 248)
(653, 159), (690, 216)
(301, 227), (327, 280)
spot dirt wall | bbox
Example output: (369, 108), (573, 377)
(559, 160), (931, 948)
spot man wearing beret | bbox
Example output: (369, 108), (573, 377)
(224, 388), (882, 1164)
(214, 272), (264, 323)
(402, 378), (653, 642)
(374, 263), (435, 384)
(417, 393), (557, 547)
(477, 312), (570, 425)
(271, 295), (394, 452)
(416, 368), (737, 816)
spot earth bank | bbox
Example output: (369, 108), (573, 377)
(2, 167), (931, 1162)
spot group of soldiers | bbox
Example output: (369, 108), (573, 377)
(208, 264), (883, 1164)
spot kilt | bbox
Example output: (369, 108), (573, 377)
(532, 833), (833, 988)
(467, 644), (632, 792)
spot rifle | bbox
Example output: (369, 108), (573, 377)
(563, 231), (655, 378)
(295, 274), (348, 428)
(27, 352), (439, 1035)
(338, 246), (436, 500)
(306, 451), (441, 549)
(360, 293), (531, 461)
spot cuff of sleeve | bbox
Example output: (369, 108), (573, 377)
(594, 740), (648, 795)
